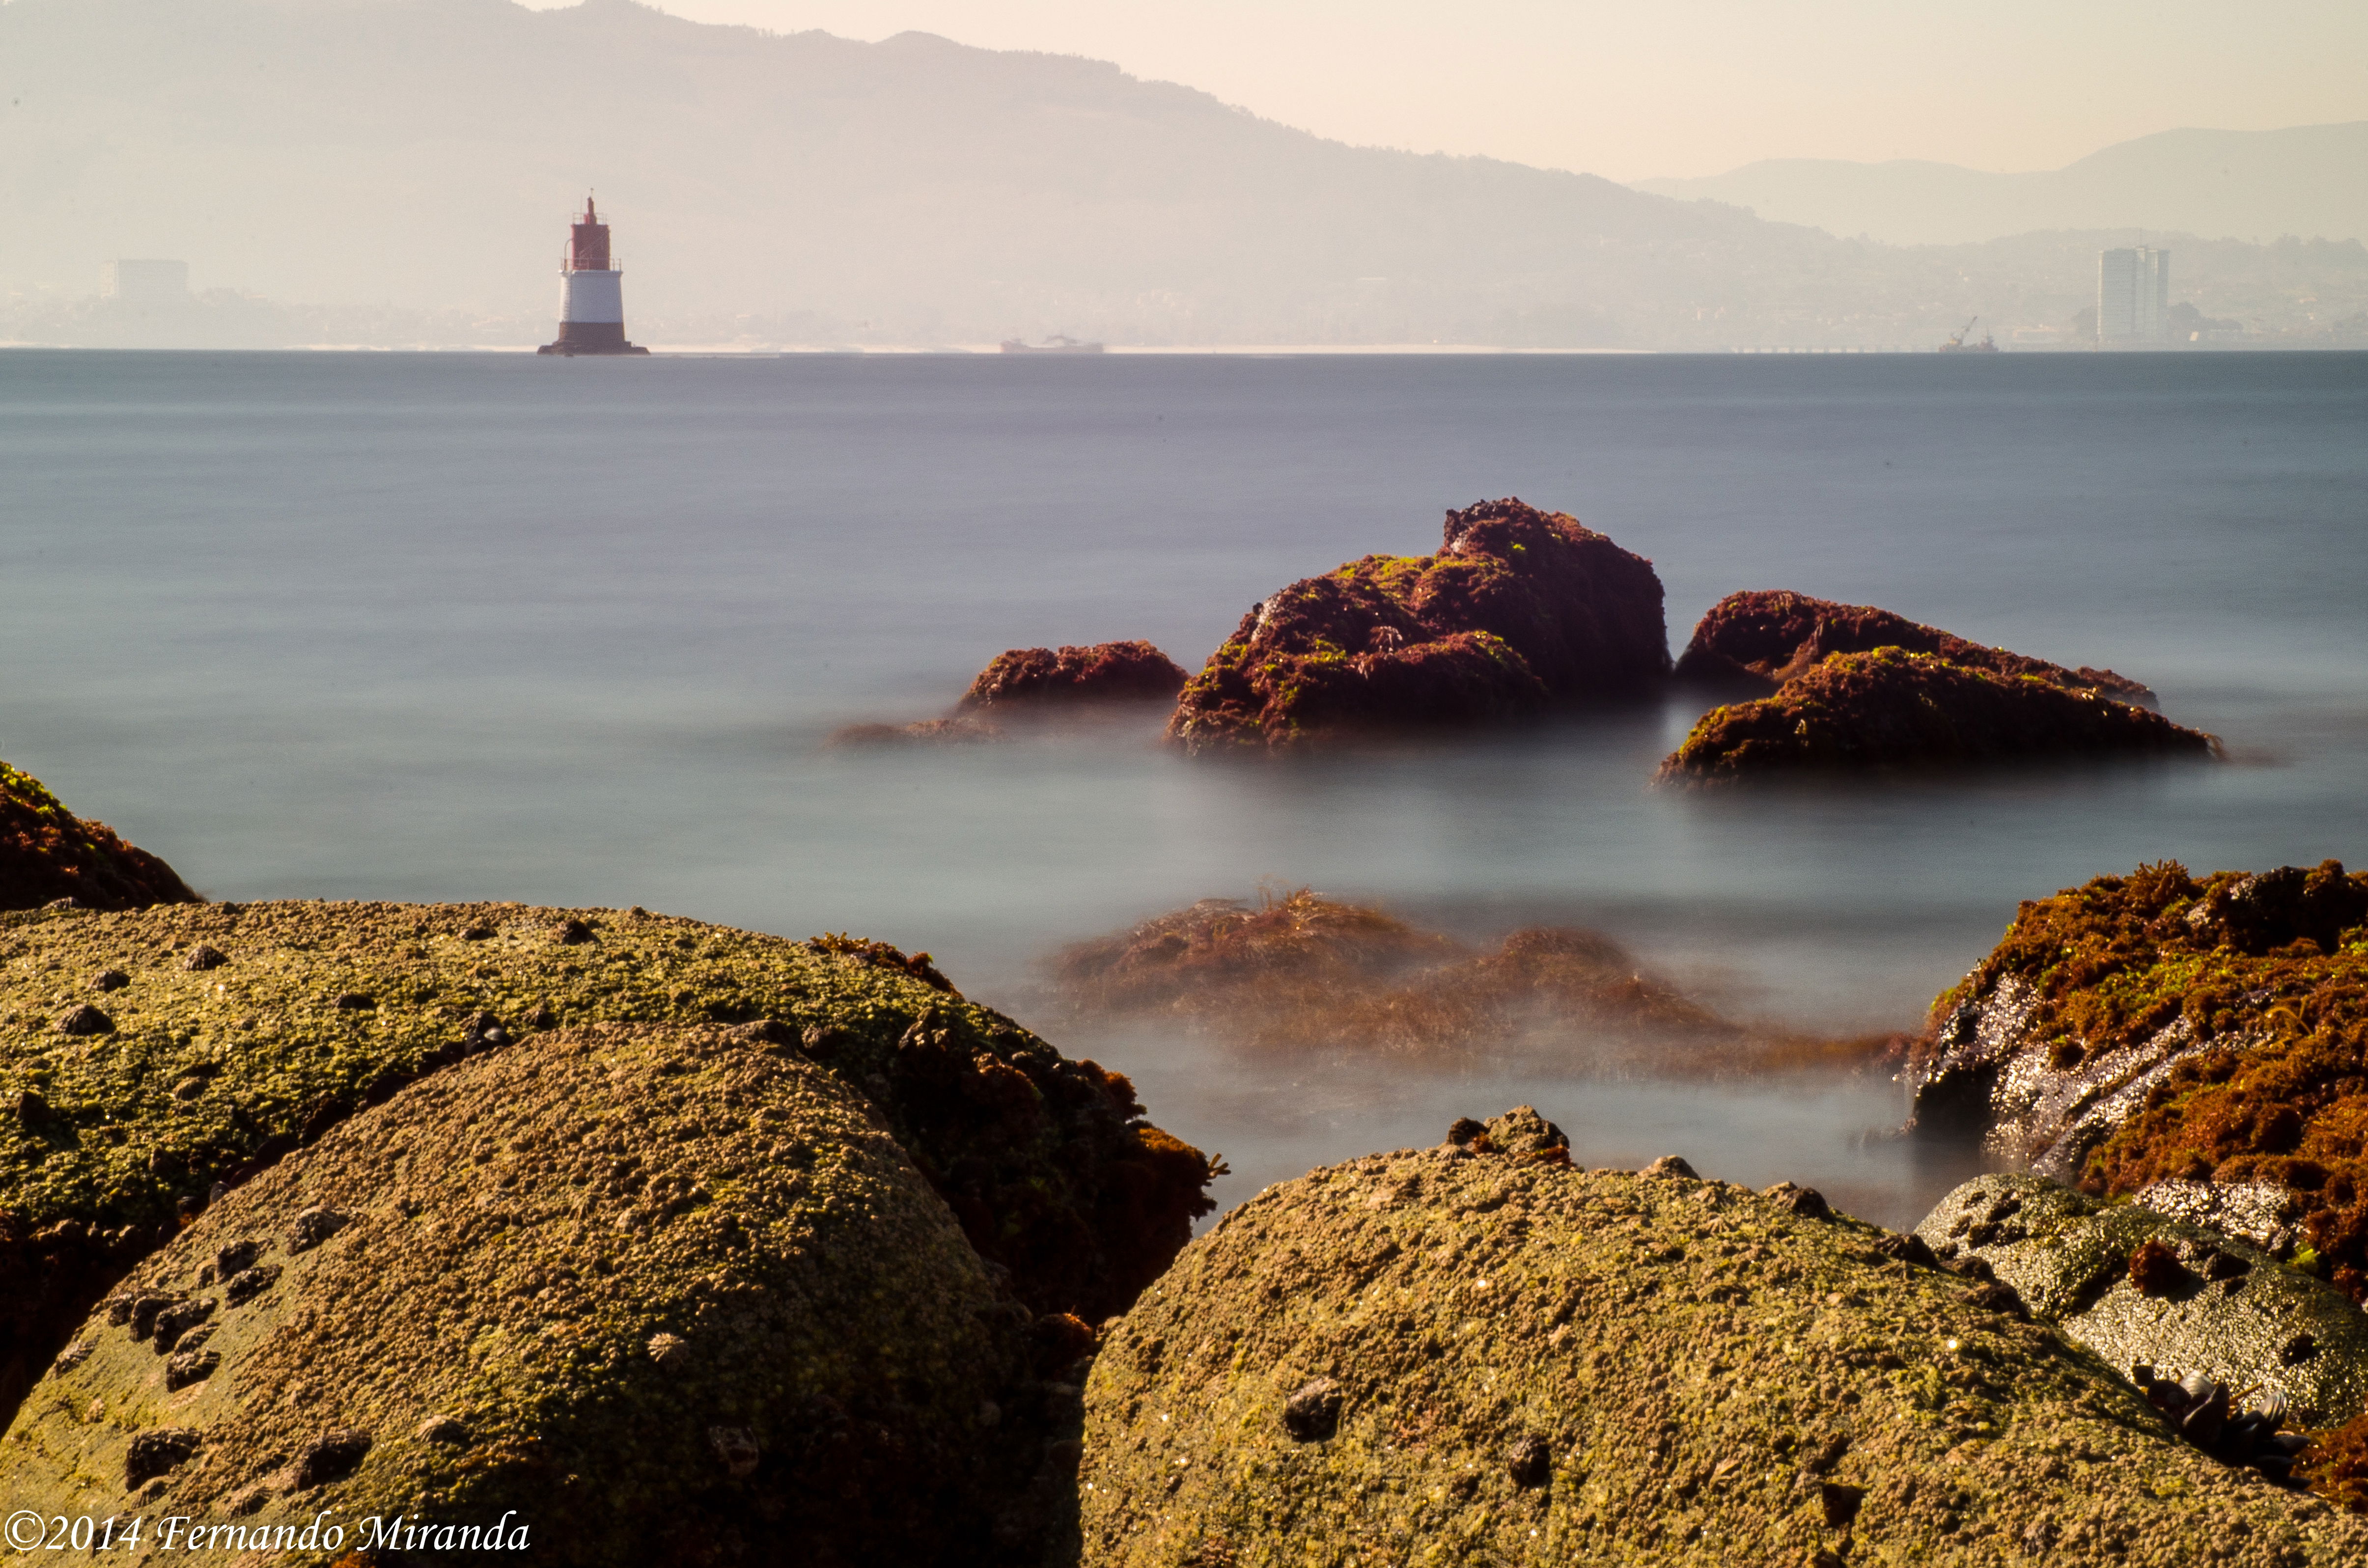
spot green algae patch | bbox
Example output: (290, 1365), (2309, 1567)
(0, 758), (197, 914)
(1081, 1109), (2368, 1566)
(1658, 647), (2218, 784)
(0, 1024), (1065, 1566)
(0, 900), (1216, 1422)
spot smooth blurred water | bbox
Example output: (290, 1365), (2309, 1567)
(3, 348), (2364, 1227)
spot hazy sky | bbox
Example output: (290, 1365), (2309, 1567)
(519, 0), (2368, 181)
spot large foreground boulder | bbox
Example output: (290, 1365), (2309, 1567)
(1908, 861), (2368, 1302)
(0, 900), (1214, 1424)
(0, 758), (197, 912)
(1674, 590), (2154, 704)
(1080, 1109), (2368, 1565)
(1166, 498), (1668, 754)
(1657, 648), (2218, 784)
(958, 641), (1189, 712)
(0, 1024), (1068, 1567)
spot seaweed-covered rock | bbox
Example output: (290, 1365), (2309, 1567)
(1914, 1175), (2368, 1433)
(0, 1024), (1067, 1567)
(1080, 1108), (2368, 1565)
(958, 641), (1189, 712)
(826, 717), (1006, 747)
(0, 900), (1215, 1423)
(1907, 861), (2368, 1302)
(0, 758), (197, 913)
(1657, 648), (2218, 785)
(1674, 590), (2154, 704)
(1166, 497), (1668, 754)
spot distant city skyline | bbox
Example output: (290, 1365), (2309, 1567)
(525, 0), (2368, 182)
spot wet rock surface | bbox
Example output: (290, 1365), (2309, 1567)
(826, 716), (1007, 747)
(1907, 860), (2368, 1302)
(0, 900), (1214, 1426)
(1166, 497), (1668, 754)
(0, 1024), (1071, 1567)
(1673, 589), (2154, 704)
(1080, 1108), (2368, 1565)
(1658, 647), (2218, 784)
(0, 757), (199, 914)
(957, 640), (1189, 712)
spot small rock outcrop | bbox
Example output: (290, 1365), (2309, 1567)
(1079, 1109), (2368, 1565)
(0, 1025), (1069, 1566)
(826, 716), (1006, 747)
(957, 640), (1189, 712)
(0, 758), (197, 913)
(1166, 498), (1668, 754)
(1657, 648), (2219, 784)
(0, 901), (1215, 1427)
(1915, 1175), (2368, 1436)
(1674, 590), (2154, 704)
(1907, 861), (2368, 1302)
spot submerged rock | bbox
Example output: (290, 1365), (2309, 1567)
(1656, 647), (2218, 784)
(1081, 1108), (2368, 1565)
(0, 900), (1215, 1424)
(0, 758), (197, 913)
(1906, 860), (2368, 1302)
(0, 1024), (1065, 1566)
(1166, 497), (1668, 753)
(957, 640), (1188, 711)
(825, 716), (1006, 747)
(1674, 590), (2154, 704)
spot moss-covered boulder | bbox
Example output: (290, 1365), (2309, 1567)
(0, 900), (1214, 1423)
(958, 641), (1189, 712)
(0, 1023), (1075, 1566)
(0, 759), (197, 913)
(1673, 590), (2154, 704)
(1908, 861), (2368, 1302)
(1080, 1108), (2368, 1566)
(1657, 648), (2218, 785)
(1915, 1175), (2368, 1431)
(1165, 498), (1668, 754)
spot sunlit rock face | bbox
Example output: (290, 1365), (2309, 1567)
(0, 757), (197, 913)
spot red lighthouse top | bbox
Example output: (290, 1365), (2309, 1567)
(565, 196), (613, 272)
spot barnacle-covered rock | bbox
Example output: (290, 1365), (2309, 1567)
(0, 1024), (1069, 1567)
(1657, 648), (2218, 785)
(1913, 1175), (2368, 1438)
(1166, 497), (1668, 754)
(1673, 590), (2154, 704)
(957, 640), (1188, 712)
(1080, 1110), (2368, 1566)
(0, 901), (1214, 1424)
(0, 758), (197, 913)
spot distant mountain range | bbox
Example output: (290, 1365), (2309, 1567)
(1, 0), (2362, 349)
(1635, 124), (2368, 248)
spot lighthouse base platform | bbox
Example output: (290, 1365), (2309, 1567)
(537, 321), (648, 356)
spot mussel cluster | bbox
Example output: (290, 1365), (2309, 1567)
(2132, 1365), (2309, 1482)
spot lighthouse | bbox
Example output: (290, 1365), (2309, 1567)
(537, 196), (648, 356)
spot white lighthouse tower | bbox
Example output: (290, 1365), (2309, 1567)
(538, 195), (648, 356)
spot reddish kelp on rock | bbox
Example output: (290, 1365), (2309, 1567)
(1908, 860), (2368, 1304)
(0, 759), (197, 913)
(1049, 889), (1894, 1075)
(1657, 648), (2219, 785)
(1674, 589), (2155, 704)
(958, 640), (1189, 712)
(1165, 497), (1668, 754)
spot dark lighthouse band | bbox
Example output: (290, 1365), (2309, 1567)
(539, 196), (649, 356)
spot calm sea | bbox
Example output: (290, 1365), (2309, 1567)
(4, 349), (2364, 1227)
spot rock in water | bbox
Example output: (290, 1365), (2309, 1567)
(0, 757), (197, 913)
(1906, 860), (2368, 1302)
(0, 1025), (1065, 1566)
(1674, 590), (2155, 704)
(0, 900), (1215, 1426)
(1166, 497), (1667, 753)
(1080, 1108), (2368, 1566)
(957, 641), (1189, 711)
(1656, 648), (2218, 784)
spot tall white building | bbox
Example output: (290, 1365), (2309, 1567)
(2097, 247), (2171, 345)
(102, 259), (189, 304)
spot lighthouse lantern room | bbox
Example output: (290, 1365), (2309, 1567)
(538, 196), (649, 356)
